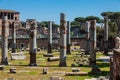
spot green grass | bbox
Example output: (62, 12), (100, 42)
(0, 50), (110, 80)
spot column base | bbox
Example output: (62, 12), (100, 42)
(29, 63), (37, 66)
(89, 60), (96, 66)
(89, 65), (101, 74)
(59, 62), (67, 67)
(30, 53), (37, 66)
(1, 61), (9, 65)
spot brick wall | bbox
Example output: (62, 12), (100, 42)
(7, 38), (86, 49)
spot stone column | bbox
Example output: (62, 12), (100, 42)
(85, 21), (90, 55)
(59, 13), (67, 67)
(1, 16), (9, 65)
(89, 20), (97, 66)
(66, 21), (71, 55)
(89, 20), (101, 74)
(29, 19), (37, 66)
(48, 21), (52, 54)
(11, 21), (17, 53)
(104, 16), (108, 55)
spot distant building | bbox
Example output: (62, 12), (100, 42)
(0, 9), (20, 35)
(0, 9), (87, 49)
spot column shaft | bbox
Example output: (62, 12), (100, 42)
(59, 13), (67, 67)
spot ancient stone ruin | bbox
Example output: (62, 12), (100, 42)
(115, 37), (120, 49)
(85, 21), (90, 54)
(28, 19), (37, 66)
(104, 16), (108, 55)
(59, 13), (67, 67)
(66, 21), (71, 55)
(1, 16), (9, 65)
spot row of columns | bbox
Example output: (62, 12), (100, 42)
(1, 16), (17, 65)
(85, 16), (109, 55)
(1, 14), (108, 68)
(28, 13), (71, 66)
(85, 20), (101, 73)
(0, 14), (71, 66)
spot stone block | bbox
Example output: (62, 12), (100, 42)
(10, 68), (16, 73)
(43, 68), (48, 74)
(71, 63), (77, 67)
(65, 72), (88, 76)
(72, 68), (80, 72)
(49, 76), (63, 80)
(47, 57), (59, 62)
(11, 52), (25, 60)
(43, 54), (53, 57)
(0, 65), (4, 70)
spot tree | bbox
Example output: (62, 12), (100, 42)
(52, 23), (60, 28)
(101, 11), (113, 17)
(37, 21), (49, 27)
(74, 17), (86, 23)
(109, 12), (120, 34)
(70, 21), (80, 27)
(101, 11), (120, 52)
(85, 16), (100, 22)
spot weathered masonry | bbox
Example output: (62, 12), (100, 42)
(112, 49), (120, 80)
(0, 9), (20, 34)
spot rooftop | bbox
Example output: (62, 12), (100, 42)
(0, 9), (19, 14)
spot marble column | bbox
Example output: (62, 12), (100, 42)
(48, 21), (52, 54)
(1, 16), (9, 65)
(11, 21), (17, 53)
(104, 16), (108, 55)
(89, 20), (97, 66)
(85, 21), (90, 55)
(89, 20), (101, 74)
(66, 21), (71, 55)
(59, 13), (67, 67)
(29, 19), (37, 66)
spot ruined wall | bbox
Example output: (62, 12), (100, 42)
(7, 38), (86, 49)
(113, 49), (120, 80)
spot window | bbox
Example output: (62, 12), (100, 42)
(0, 12), (2, 19)
(15, 17), (17, 20)
(11, 13), (13, 19)
(20, 43), (24, 49)
(8, 14), (10, 19)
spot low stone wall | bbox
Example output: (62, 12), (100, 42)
(7, 38), (86, 49)
(113, 49), (120, 80)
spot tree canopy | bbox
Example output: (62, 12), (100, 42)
(74, 17), (86, 23)
(85, 16), (100, 22)
(71, 21), (80, 27)
(101, 11), (113, 17)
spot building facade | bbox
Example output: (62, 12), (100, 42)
(0, 9), (20, 35)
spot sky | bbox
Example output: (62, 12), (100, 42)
(0, 0), (120, 24)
